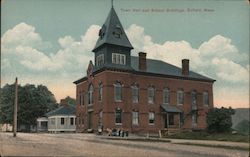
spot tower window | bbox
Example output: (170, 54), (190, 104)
(96, 54), (104, 66)
(112, 53), (126, 65)
(114, 82), (122, 101)
(115, 108), (122, 124)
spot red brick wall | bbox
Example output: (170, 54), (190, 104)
(75, 70), (214, 133)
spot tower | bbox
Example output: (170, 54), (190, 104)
(92, 5), (133, 71)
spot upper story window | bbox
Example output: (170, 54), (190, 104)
(88, 84), (94, 104)
(98, 83), (103, 102)
(79, 91), (84, 106)
(203, 92), (209, 106)
(163, 88), (170, 104)
(112, 53), (126, 65)
(131, 85), (139, 103)
(191, 91), (197, 107)
(115, 108), (122, 124)
(114, 82), (122, 101)
(148, 86), (155, 104)
(177, 89), (184, 105)
(96, 54), (104, 66)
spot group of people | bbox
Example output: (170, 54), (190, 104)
(106, 128), (129, 137)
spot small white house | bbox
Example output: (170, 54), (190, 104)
(37, 105), (76, 133)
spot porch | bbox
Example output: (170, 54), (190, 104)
(161, 104), (183, 135)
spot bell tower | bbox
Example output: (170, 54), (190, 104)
(92, 2), (133, 70)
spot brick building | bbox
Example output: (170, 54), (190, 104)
(74, 6), (215, 133)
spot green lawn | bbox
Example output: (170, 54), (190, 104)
(165, 131), (249, 143)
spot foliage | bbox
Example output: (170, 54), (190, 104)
(206, 107), (235, 133)
(234, 119), (249, 135)
(0, 83), (57, 130)
(62, 96), (76, 106)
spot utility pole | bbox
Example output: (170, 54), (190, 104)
(13, 77), (18, 137)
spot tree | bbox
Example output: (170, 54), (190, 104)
(0, 83), (57, 131)
(206, 107), (235, 133)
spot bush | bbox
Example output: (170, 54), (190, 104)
(206, 107), (235, 133)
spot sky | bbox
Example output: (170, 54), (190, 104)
(1, 0), (249, 108)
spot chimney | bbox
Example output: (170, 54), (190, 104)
(139, 52), (147, 71)
(182, 59), (189, 76)
(60, 98), (68, 107)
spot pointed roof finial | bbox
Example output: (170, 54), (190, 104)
(111, 0), (113, 8)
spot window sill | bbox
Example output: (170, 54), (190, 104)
(115, 123), (122, 126)
(115, 100), (122, 103)
(177, 104), (183, 106)
(149, 123), (155, 126)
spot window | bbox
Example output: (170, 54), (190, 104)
(132, 112), (139, 125)
(191, 91), (197, 110)
(149, 112), (155, 124)
(50, 118), (55, 125)
(131, 85), (139, 103)
(163, 88), (170, 104)
(114, 82), (122, 101)
(88, 84), (93, 104)
(115, 108), (122, 124)
(112, 53), (126, 65)
(148, 87), (155, 104)
(61, 118), (65, 125)
(96, 54), (104, 66)
(98, 83), (103, 101)
(203, 92), (209, 106)
(79, 92), (84, 106)
(192, 113), (198, 126)
(70, 117), (74, 125)
(177, 89), (184, 105)
(169, 114), (174, 125)
(99, 110), (103, 126)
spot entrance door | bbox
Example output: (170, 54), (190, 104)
(164, 114), (168, 128)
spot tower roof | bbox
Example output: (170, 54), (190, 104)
(92, 7), (133, 52)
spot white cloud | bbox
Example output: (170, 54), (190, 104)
(2, 22), (42, 48)
(126, 24), (249, 84)
(1, 23), (100, 73)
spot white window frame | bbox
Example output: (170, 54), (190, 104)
(131, 85), (139, 103)
(148, 87), (155, 104)
(112, 53), (126, 65)
(132, 111), (139, 125)
(163, 88), (170, 104)
(203, 92), (209, 106)
(149, 112), (155, 125)
(114, 82), (122, 102)
(96, 54), (104, 66)
(177, 90), (184, 105)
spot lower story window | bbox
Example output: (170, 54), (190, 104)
(169, 114), (174, 125)
(132, 112), (139, 125)
(61, 118), (65, 125)
(115, 108), (122, 124)
(149, 112), (155, 124)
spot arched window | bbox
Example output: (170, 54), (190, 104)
(131, 85), (139, 103)
(98, 83), (103, 101)
(163, 88), (170, 104)
(148, 86), (155, 104)
(88, 84), (93, 104)
(114, 82), (122, 101)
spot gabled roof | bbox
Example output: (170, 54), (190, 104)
(131, 56), (215, 82)
(92, 7), (133, 52)
(46, 105), (76, 117)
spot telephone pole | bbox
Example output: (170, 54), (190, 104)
(13, 77), (18, 137)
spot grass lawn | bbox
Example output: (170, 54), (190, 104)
(165, 131), (249, 143)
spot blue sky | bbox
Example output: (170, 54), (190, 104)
(1, 0), (249, 108)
